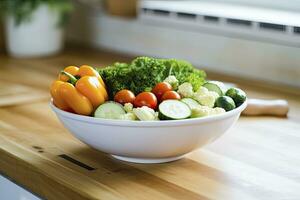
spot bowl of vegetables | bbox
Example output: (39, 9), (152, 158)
(50, 57), (247, 163)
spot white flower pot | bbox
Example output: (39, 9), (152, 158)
(5, 5), (64, 58)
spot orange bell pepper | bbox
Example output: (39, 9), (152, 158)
(50, 65), (108, 116)
(59, 82), (93, 116)
(58, 66), (79, 82)
(50, 80), (70, 111)
(77, 65), (108, 100)
(75, 76), (106, 107)
(78, 65), (106, 88)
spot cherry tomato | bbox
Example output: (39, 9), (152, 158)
(151, 82), (172, 101)
(134, 92), (157, 109)
(161, 91), (181, 101)
(114, 89), (135, 105)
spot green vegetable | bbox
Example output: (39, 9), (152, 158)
(158, 100), (191, 120)
(225, 88), (246, 107)
(181, 98), (201, 109)
(215, 96), (236, 111)
(165, 59), (206, 91)
(94, 101), (125, 119)
(97, 57), (206, 98)
(203, 81), (227, 96)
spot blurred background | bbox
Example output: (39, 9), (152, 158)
(0, 0), (300, 89)
(1, 2), (300, 200)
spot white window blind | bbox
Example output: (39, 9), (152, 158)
(199, 0), (300, 12)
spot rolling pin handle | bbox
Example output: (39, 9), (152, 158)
(242, 99), (289, 117)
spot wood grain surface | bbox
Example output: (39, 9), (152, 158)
(0, 47), (299, 200)
(0, 80), (48, 107)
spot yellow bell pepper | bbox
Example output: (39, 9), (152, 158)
(50, 65), (108, 116)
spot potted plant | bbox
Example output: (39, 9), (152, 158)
(0, 0), (73, 58)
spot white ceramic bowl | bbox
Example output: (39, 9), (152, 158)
(50, 100), (247, 163)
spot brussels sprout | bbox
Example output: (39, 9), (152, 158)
(225, 88), (246, 107)
(215, 96), (236, 111)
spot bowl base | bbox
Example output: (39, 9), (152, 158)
(111, 155), (185, 164)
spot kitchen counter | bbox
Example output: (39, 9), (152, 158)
(0, 47), (299, 200)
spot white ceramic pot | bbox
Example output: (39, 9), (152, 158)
(50, 100), (247, 164)
(5, 5), (64, 58)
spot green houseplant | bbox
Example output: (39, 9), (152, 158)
(0, 0), (73, 58)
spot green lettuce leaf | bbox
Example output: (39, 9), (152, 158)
(97, 57), (206, 98)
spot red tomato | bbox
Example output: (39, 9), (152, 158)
(114, 89), (135, 105)
(151, 82), (172, 101)
(134, 92), (157, 109)
(161, 91), (181, 101)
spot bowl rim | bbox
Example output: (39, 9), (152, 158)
(50, 99), (247, 127)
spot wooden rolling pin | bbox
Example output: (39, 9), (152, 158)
(242, 99), (289, 117)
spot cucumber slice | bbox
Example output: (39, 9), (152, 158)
(225, 87), (246, 107)
(94, 101), (125, 119)
(215, 96), (236, 111)
(159, 100), (191, 120)
(181, 98), (200, 109)
(203, 81), (227, 96)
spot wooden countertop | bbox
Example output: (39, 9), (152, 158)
(0, 48), (299, 200)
